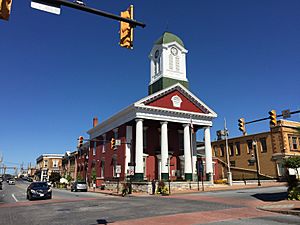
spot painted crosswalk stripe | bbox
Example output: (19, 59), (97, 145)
(12, 194), (18, 202)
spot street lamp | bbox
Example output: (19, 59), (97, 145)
(217, 118), (232, 186)
(252, 140), (261, 186)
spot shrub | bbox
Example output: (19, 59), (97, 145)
(288, 186), (300, 200)
(214, 179), (227, 184)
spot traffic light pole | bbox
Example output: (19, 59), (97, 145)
(245, 109), (300, 125)
(39, 0), (146, 28)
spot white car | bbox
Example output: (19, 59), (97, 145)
(8, 179), (16, 185)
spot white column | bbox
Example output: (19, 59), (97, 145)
(192, 132), (197, 181)
(183, 124), (192, 178)
(135, 119), (144, 176)
(204, 126), (214, 184)
(125, 126), (132, 176)
(161, 122), (169, 178)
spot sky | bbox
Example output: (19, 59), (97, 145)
(0, 0), (299, 171)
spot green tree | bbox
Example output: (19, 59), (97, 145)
(91, 168), (97, 183)
(284, 156), (300, 178)
(284, 156), (300, 200)
(49, 172), (61, 183)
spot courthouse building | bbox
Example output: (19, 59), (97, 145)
(85, 32), (218, 186)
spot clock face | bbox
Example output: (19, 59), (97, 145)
(154, 49), (159, 58)
(171, 47), (178, 56)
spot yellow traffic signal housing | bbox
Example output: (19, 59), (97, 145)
(78, 136), (84, 148)
(0, 0), (12, 21)
(269, 110), (277, 126)
(119, 5), (133, 49)
(238, 118), (246, 135)
(111, 138), (116, 150)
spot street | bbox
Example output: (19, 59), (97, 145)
(0, 180), (299, 225)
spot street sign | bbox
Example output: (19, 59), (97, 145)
(128, 166), (134, 175)
(115, 139), (121, 146)
(115, 165), (121, 174)
(282, 109), (291, 119)
(31, 0), (61, 15)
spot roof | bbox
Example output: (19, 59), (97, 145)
(155, 32), (184, 47)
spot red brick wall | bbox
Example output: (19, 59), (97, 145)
(147, 90), (205, 113)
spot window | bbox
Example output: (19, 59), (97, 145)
(44, 160), (48, 168)
(169, 54), (174, 70)
(213, 146), (218, 157)
(93, 142), (96, 156)
(235, 142), (241, 156)
(260, 138), (267, 153)
(100, 160), (105, 178)
(220, 144), (225, 157)
(247, 140), (253, 154)
(292, 137), (298, 150)
(53, 160), (58, 168)
(112, 159), (117, 177)
(102, 134), (106, 153)
(230, 161), (236, 167)
(229, 143), (234, 156)
(175, 56), (180, 71)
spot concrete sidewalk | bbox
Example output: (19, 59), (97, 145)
(258, 200), (300, 216)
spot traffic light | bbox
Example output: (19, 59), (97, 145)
(119, 5), (133, 49)
(269, 110), (277, 126)
(111, 138), (116, 150)
(0, 0), (12, 21)
(77, 136), (84, 148)
(238, 118), (246, 135)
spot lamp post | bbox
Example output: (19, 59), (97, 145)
(217, 118), (232, 186)
(252, 140), (261, 186)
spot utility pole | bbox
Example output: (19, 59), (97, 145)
(224, 119), (233, 186)
(252, 140), (261, 186)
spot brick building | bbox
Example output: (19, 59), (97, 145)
(36, 154), (64, 182)
(212, 120), (300, 180)
(84, 32), (217, 187)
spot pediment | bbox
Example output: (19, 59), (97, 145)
(135, 83), (217, 117)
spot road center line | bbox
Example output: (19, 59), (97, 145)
(12, 194), (19, 202)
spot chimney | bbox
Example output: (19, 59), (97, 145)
(93, 117), (98, 127)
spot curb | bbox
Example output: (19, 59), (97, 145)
(257, 204), (300, 217)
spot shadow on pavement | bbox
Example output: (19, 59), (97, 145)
(96, 219), (108, 224)
(252, 192), (288, 202)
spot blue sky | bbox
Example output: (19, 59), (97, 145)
(0, 0), (299, 170)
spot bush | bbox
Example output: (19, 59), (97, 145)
(214, 179), (227, 184)
(156, 180), (169, 195)
(288, 186), (300, 200)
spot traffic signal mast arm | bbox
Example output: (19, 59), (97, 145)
(39, 0), (146, 28)
(244, 109), (300, 125)
(241, 110), (300, 124)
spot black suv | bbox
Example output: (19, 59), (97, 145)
(27, 182), (52, 200)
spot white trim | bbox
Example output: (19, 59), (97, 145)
(135, 83), (217, 117)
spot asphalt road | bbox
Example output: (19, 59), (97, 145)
(0, 182), (299, 225)
(0, 179), (109, 203)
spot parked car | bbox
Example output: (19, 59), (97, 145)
(27, 182), (52, 200)
(8, 179), (15, 185)
(71, 181), (88, 192)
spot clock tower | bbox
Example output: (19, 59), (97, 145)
(148, 32), (189, 95)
